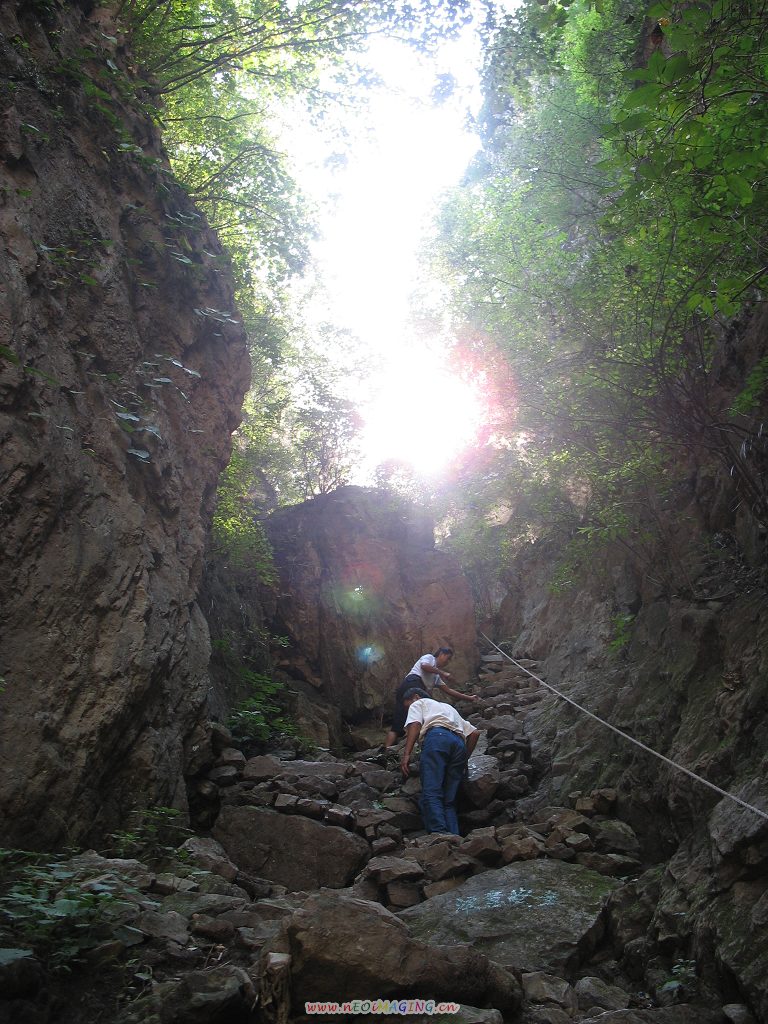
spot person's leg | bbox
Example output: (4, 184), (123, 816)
(418, 730), (452, 833)
(385, 695), (407, 749)
(442, 736), (469, 835)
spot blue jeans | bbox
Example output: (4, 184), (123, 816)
(418, 727), (467, 834)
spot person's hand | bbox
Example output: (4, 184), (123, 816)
(400, 755), (410, 778)
(469, 694), (480, 703)
(442, 671), (452, 681)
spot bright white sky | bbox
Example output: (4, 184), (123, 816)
(279, 15), (494, 482)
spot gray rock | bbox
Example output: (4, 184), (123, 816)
(179, 836), (239, 882)
(574, 975), (630, 1010)
(400, 859), (620, 974)
(282, 759), (352, 778)
(133, 909), (190, 944)
(709, 778), (768, 857)
(464, 754), (501, 808)
(522, 971), (577, 1009)
(243, 755), (283, 781)
(723, 1004), (758, 1024)
(261, 890), (521, 1011)
(592, 818), (640, 857)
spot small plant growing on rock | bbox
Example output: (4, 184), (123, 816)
(227, 668), (296, 746)
(0, 849), (132, 971)
(608, 613), (635, 654)
(107, 806), (192, 868)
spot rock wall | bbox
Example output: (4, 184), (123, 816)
(0, 2), (250, 847)
(490, 305), (768, 1019)
(264, 486), (478, 737)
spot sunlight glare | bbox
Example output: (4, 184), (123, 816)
(360, 349), (485, 478)
(275, 12), (492, 483)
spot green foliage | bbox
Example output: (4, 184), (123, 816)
(608, 612), (635, 652)
(0, 849), (136, 971)
(211, 447), (279, 582)
(730, 357), (768, 416)
(116, 0), (473, 515)
(227, 668), (296, 743)
(429, 0), (768, 584)
(106, 807), (192, 867)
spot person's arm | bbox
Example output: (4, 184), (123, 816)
(419, 658), (453, 683)
(400, 722), (421, 778)
(432, 682), (480, 704)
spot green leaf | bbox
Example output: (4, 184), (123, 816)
(647, 50), (666, 80)
(661, 54), (691, 83)
(622, 67), (653, 83)
(623, 83), (664, 109)
(0, 345), (21, 366)
(617, 110), (655, 131)
(725, 173), (754, 205)
(0, 948), (34, 965)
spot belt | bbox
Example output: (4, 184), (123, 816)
(424, 726), (463, 737)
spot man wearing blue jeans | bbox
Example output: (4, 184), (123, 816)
(399, 688), (480, 835)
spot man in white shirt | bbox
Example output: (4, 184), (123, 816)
(384, 647), (479, 749)
(399, 687), (480, 835)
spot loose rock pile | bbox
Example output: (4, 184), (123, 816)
(0, 660), (756, 1024)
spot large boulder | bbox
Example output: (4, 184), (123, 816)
(262, 891), (521, 1012)
(264, 486), (477, 717)
(400, 858), (620, 975)
(212, 806), (369, 891)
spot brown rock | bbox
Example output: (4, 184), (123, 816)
(243, 755), (283, 782)
(422, 876), (466, 898)
(501, 836), (545, 862)
(462, 828), (502, 864)
(263, 890), (521, 1010)
(386, 881), (422, 908)
(365, 856), (425, 885)
(264, 487), (478, 719)
(190, 913), (236, 942)
(576, 852), (641, 876)
(213, 805), (369, 891)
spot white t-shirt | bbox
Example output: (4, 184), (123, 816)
(404, 697), (477, 742)
(408, 653), (445, 688)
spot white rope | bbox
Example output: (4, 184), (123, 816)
(479, 632), (768, 824)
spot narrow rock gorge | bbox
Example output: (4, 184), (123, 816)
(1, 3), (767, 1024)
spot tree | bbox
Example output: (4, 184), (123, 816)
(428, 0), (768, 590)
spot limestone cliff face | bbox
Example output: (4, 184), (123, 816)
(264, 486), (478, 740)
(0, 2), (250, 846)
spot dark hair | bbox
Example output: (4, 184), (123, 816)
(434, 646), (454, 657)
(402, 687), (429, 703)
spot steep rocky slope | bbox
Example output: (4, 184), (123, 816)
(0, 1), (250, 847)
(489, 304), (768, 1021)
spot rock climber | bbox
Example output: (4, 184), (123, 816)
(399, 687), (479, 835)
(384, 646), (480, 749)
